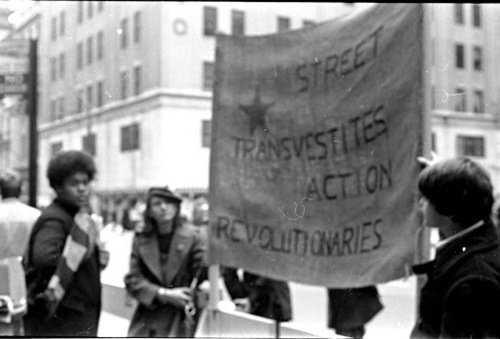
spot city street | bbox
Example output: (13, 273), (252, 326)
(98, 227), (417, 338)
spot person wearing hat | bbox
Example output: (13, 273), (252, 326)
(0, 169), (41, 260)
(125, 186), (207, 337)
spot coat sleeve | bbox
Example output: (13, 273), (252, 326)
(222, 267), (248, 300)
(124, 236), (161, 308)
(31, 219), (66, 271)
(189, 227), (208, 283)
(440, 275), (500, 338)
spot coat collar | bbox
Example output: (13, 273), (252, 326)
(138, 223), (195, 286)
(413, 221), (499, 279)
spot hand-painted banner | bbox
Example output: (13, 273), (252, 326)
(209, 4), (424, 287)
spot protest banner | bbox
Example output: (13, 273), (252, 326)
(209, 3), (424, 287)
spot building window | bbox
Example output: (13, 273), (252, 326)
(472, 4), (481, 27)
(456, 135), (485, 157)
(203, 62), (214, 91)
(98, 1), (104, 12)
(97, 31), (103, 60)
(51, 17), (57, 41)
(303, 20), (315, 29)
(86, 84), (93, 110)
(121, 123), (140, 152)
(473, 46), (482, 71)
(78, 2), (83, 24)
(473, 89), (484, 113)
(121, 70), (128, 100)
(77, 42), (83, 69)
(82, 133), (96, 156)
(120, 18), (128, 49)
(88, 1), (93, 19)
(202, 120), (211, 148)
(60, 11), (65, 36)
(277, 16), (291, 32)
(454, 4), (464, 24)
(87, 36), (93, 65)
(454, 87), (467, 112)
(50, 141), (63, 156)
(203, 6), (217, 36)
(231, 10), (245, 36)
(77, 89), (84, 113)
(50, 57), (57, 82)
(133, 65), (142, 96)
(455, 44), (465, 69)
(96, 81), (103, 107)
(431, 133), (436, 152)
(59, 52), (65, 79)
(58, 96), (65, 119)
(49, 99), (57, 121)
(133, 11), (141, 43)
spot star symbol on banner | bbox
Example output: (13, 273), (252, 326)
(239, 86), (274, 135)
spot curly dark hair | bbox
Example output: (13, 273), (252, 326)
(46, 150), (96, 189)
(418, 157), (493, 228)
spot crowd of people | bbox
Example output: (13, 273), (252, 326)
(1, 148), (500, 338)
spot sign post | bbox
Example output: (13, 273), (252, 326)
(0, 39), (36, 207)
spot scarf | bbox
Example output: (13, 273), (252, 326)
(43, 210), (99, 317)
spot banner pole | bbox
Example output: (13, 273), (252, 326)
(416, 3), (433, 322)
(208, 264), (220, 309)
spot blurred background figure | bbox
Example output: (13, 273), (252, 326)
(327, 286), (383, 339)
(223, 268), (292, 323)
(0, 169), (41, 259)
(0, 169), (41, 335)
(124, 186), (207, 337)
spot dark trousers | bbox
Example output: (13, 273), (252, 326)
(24, 305), (100, 337)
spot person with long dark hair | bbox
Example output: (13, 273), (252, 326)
(125, 186), (207, 337)
(411, 157), (500, 338)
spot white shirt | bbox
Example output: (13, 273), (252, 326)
(0, 198), (41, 259)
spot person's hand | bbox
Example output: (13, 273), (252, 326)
(234, 298), (250, 312)
(157, 287), (192, 309)
(417, 151), (440, 169)
(99, 248), (110, 269)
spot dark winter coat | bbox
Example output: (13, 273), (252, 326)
(23, 199), (102, 336)
(125, 223), (207, 337)
(411, 221), (500, 338)
(223, 268), (292, 322)
(327, 286), (383, 332)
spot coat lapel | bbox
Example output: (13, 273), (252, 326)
(164, 224), (194, 286)
(138, 235), (163, 284)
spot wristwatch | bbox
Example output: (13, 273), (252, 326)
(158, 288), (168, 298)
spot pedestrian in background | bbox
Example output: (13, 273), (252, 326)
(0, 169), (41, 260)
(0, 169), (41, 335)
(411, 156), (500, 338)
(223, 268), (292, 323)
(23, 150), (104, 337)
(125, 186), (207, 337)
(326, 286), (383, 339)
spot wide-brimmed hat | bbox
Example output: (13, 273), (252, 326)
(147, 186), (182, 204)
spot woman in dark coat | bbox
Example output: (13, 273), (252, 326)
(125, 187), (207, 337)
